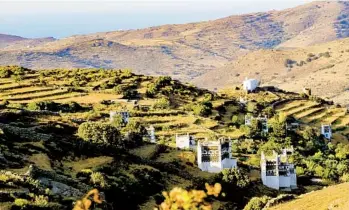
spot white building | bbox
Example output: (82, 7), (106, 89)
(243, 78), (259, 92)
(245, 115), (268, 133)
(321, 124), (332, 140)
(147, 125), (156, 143)
(197, 140), (237, 173)
(261, 150), (297, 191)
(176, 133), (196, 150)
(110, 111), (130, 124)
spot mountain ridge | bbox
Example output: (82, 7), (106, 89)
(1, 1), (349, 97)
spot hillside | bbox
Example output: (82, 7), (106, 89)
(1, 1), (349, 82)
(0, 66), (349, 210)
(0, 34), (55, 50)
(268, 182), (349, 210)
(195, 37), (349, 104)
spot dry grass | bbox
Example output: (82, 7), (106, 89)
(28, 153), (52, 171)
(63, 156), (114, 174)
(129, 144), (158, 159)
(268, 182), (349, 210)
(55, 93), (121, 104)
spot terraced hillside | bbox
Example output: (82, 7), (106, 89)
(275, 99), (349, 144)
(1, 66), (349, 210)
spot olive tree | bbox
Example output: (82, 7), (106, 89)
(78, 122), (122, 147)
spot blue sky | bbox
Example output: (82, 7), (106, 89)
(0, 0), (311, 39)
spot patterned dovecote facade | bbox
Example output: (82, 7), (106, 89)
(321, 124), (332, 140)
(261, 150), (297, 191)
(146, 125), (156, 143)
(110, 111), (130, 124)
(197, 139), (237, 173)
(176, 133), (196, 150)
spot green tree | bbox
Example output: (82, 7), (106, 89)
(335, 143), (349, 160)
(111, 114), (125, 128)
(146, 84), (157, 98)
(243, 196), (271, 210)
(247, 102), (258, 113)
(153, 97), (171, 110)
(78, 122), (122, 147)
(232, 115), (239, 124)
(220, 168), (250, 188)
(192, 101), (212, 117)
(268, 113), (286, 137)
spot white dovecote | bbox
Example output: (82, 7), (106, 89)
(176, 133), (196, 150)
(197, 139), (237, 173)
(110, 111), (130, 124)
(261, 149), (297, 191)
(147, 125), (156, 143)
(321, 124), (332, 140)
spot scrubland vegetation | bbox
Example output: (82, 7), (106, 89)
(0, 66), (348, 210)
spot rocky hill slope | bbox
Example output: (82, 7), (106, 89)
(1, 1), (349, 82)
(195, 37), (349, 104)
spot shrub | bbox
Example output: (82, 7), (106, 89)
(14, 198), (30, 207)
(113, 85), (124, 94)
(247, 102), (258, 113)
(220, 168), (250, 188)
(34, 195), (49, 207)
(110, 114), (125, 128)
(156, 183), (222, 210)
(307, 53), (315, 57)
(243, 196), (271, 210)
(264, 194), (295, 208)
(284, 59), (295, 68)
(154, 76), (172, 88)
(122, 89), (138, 99)
(153, 97), (171, 110)
(340, 173), (349, 182)
(0, 68), (11, 78)
(27, 101), (57, 111)
(232, 115), (239, 124)
(90, 172), (107, 188)
(146, 84), (157, 98)
(77, 122), (122, 147)
(192, 101), (212, 117)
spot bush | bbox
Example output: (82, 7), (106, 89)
(113, 85), (124, 94)
(243, 196), (271, 210)
(154, 76), (172, 88)
(146, 84), (157, 98)
(90, 172), (107, 188)
(232, 115), (239, 124)
(192, 101), (212, 117)
(247, 102), (258, 113)
(14, 198), (30, 208)
(153, 97), (171, 110)
(27, 101), (57, 111)
(220, 168), (250, 188)
(264, 194), (295, 208)
(77, 122), (122, 147)
(122, 89), (138, 99)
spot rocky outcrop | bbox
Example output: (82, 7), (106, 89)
(25, 165), (89, 197)
(0, 123), (52, 141)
